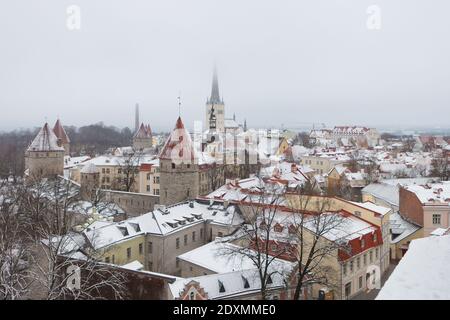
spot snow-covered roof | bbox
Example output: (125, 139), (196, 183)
(80, 163), (98, 174)
(121, 260), (144, 271)
(362, 183), (399, 207)
(389, 212), (421, 244)
(349, 201), (391, 216)
(429, 227), (450, 237)
(177, 241), (258, 273)
(404, 181), (450, 205)
(376, 235), (450, 300)
(61, 200), (244, 251)
(159, 117), (197, 162)
(27, 123), (65, 152)
(64, 156), (90, 169)
(332, 126), (372, 135)
(169, 266), (293, 300)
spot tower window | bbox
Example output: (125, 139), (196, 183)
(172, 163), (175, 169)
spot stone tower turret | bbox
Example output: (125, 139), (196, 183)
(80, 163), (100, 201)
(24, 122), (65, 179)
(159, 117), (199, 206)
(133, 123), (153, 150)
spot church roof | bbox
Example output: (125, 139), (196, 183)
(27, 123), (65, 152)
(53, 119), (71, 144)
(134, 123), (152, 139)
(159, 117), (197, 162)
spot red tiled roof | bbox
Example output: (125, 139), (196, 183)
(53, 119), (70, 144)
(159, 117), (197, 162)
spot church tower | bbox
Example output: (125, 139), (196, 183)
(205, 67), (225, 132)
(25, 123), (65, 179)
(159, 117), (199, 206)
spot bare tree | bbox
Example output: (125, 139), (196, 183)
(33, 226), (126, 300)
(286, 186), (349, 300)
(220, 184), (292, 300)
(114, 150), (143, 192)
(0, 182), (33, 300)
(430, 153), (449, 181)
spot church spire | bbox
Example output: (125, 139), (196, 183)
(209, 66), (222, 104)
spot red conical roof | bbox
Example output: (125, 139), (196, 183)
(53, 119), (70, 144)
(159, 117), (197, 162)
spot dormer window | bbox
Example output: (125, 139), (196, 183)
(242, 276), (250, 289)
(288, 224), (297, 235)
(218, 280), (225, 293)
(274, 223), (284, 233)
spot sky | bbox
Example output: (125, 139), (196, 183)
(0, 0), (449, 132)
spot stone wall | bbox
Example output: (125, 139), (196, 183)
(105, 190), (159, 216)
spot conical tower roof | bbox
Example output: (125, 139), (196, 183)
(53, 119), (71, 144)
(159, 117), (197, 162)
(27, 123), (65, 152)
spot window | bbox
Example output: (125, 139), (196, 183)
(350, 260), (354, 273)
(176, 238), (180, 249)
(343, 263), (347, 277)
(190, 291), (195, 300)
(373, 233), (378, 243)
(139, 243), (143, 255)
(146, 185), (150, 192)
(359, 276), (363, 289)
(172, 163), (175, 169)
(102, 168), (105, 174)
(148, 242), (153, 254)
(363, 254), (367, 266)
(361, 238), (365, 248)
(192, 231), (196, 242)
(432, 214), (441, 225)
(126, 247), (131, 259)
(147, 173), (151, 180)
(200, 228), (204, 239)
(184, 234), (188, 246)
(106, 168), (110, 174)
(375, 248), (379, 259)
(356, 257), (360, 269)
(105, 256), (110, 263)
(148, 262), (153, 271)
(112, 255), (115, 264)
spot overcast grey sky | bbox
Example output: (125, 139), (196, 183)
(0, 0), (449, 132)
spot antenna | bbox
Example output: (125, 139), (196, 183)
(177, 93), (181, 117)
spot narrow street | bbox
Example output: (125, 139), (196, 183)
(352, 263), (398, 300)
